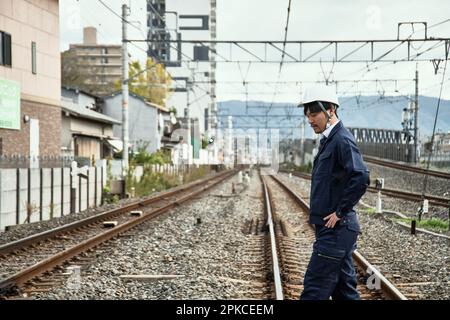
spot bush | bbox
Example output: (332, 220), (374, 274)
(397, 217), (449, 232)
(131, 147), (171, 166)
(104, 194), (120, 204)
(134, 171), (179, 196)
(183, 166), (212, 184)
(124, 165), (212, 198)
(280, 162), (312, 174)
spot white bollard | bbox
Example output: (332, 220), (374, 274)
(289, 173), (292, 179)
(422, 199), (429, 214)
(376, 191), (382, 214)
(66, 265), (81, 290)
(238, 171), (243, 184)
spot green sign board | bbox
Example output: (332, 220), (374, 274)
(0, 78), (21, 130)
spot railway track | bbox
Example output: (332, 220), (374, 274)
(0, 169), (237, 298)
(240, 170), (407, 300)
(277, 172), (450, 299)
(283, 171), (450, 208)
(364, 156), (450, 180)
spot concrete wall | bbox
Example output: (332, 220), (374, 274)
(103, 94), (159, 154)
(0, 163), (106, 231)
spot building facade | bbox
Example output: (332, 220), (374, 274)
(62, 27), (121, 96)
(101, 92), (170, 155)
(61, 87), (120, 164)
(0, 0), (61, 163)
(435, 132), (450, 153)
(147, 0), (171, 63)
(149, 0), (216, 140)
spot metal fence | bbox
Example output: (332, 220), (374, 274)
(357, 142), (415, 163)
(420, 152), (450, 169)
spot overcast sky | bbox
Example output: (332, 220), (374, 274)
(60, 0), (450, 103)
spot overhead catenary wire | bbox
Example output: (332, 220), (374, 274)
(123, 5), (450, 128)
(265, 0), (293, 127)
(336, 18), (450, 97)
(279, 0), (292, 74)
(319, 18), (450, 100)
(335, 42), (441, 102)
(237, 62), (252, 113)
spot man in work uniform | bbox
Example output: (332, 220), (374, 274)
(298, 85), (370, 300)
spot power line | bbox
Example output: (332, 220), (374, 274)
(279, 0), (292, 74)
(96, 0), (150, 56)
(93, 1), (195, 92)
(146, 1), (194, 62)
(98, 0), (141, 33)
(264, 0), (294, 127)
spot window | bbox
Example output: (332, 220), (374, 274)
(0, 35), (2, 65)
(0, 31), (12, 67)
(101, 57), (108, 64)
(31, 41), (36, 74)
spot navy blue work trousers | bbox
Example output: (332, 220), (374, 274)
(300, 213), (360, 300)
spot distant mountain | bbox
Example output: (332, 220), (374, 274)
(217, 96), (450, 140)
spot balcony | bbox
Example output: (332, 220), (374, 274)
(76, 52), (121, 58)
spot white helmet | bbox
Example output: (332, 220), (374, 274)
(298, 84), (339, 107)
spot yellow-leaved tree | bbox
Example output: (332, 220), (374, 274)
(115, 58), (172, 106)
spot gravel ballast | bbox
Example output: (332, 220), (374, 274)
(31, 171), (265, 299)
(277, 172), (450, 300)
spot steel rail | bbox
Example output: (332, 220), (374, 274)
(363, 156), (450, 180)
(269, 174), (408, 300)
(0, 170), (231, 256)
(0, 170), (236, 293)
(261, 175), (284, 300)
(282, 170), (449, 207)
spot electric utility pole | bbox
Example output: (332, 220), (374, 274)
(414, 65), (419, 164)
(122, 4), (130, 176)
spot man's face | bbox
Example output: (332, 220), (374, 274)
(306, 110), (328, 134)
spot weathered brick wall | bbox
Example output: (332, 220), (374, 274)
(0, 100), (61, 156)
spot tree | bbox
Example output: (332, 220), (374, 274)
(115, 58), (172, 106)
(61, 50), (106, 95)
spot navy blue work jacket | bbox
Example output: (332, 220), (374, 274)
(309, 121), (370, 225)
